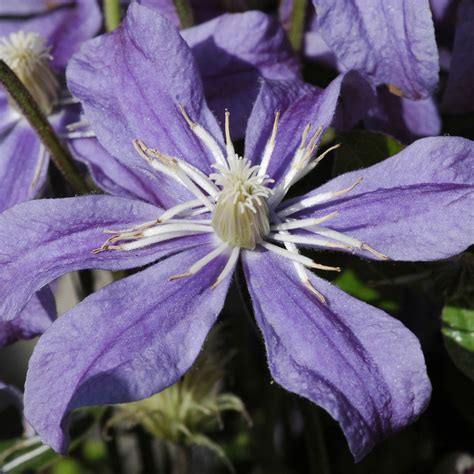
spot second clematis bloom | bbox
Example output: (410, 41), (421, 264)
(0, 5), (472, 462)
(0, 0), (101, 212)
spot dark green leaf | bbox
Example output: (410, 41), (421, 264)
(442, 306), (474, 381)
(333, 130), (404, 177)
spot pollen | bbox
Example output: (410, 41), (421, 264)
(0, 31), (60, 115)
(211, 154), (273, 249)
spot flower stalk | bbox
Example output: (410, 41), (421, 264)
(0, 60), (89, 195)
(289, 0), (308, 52)
(104, 0), (122, 31)
(173, 0), (194, 29)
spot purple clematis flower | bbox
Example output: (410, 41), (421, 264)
(71, 6), (300, 198)
(0, 4), (472, 461)
(280, 0), (442, 142)
(0, 0), (101, 212)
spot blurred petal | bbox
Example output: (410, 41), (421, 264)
(313, 0), (439, 99)
(290, 137), (474, 260)
(0, 287), (56, 348)
(442, 0), (474, 114)
(365, 87), (441, 143)
(24, 243), (234, 453)
(243, 249), (431, 461)
(182, 11), (300, 138)
(0, 196), (211, 322)
(0, 122), (46, 212)
(67, 4), (224, 208)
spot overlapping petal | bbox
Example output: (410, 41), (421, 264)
(312, 0), (439, 99)
(182, 11), (300, 138)
(286, 137), (474, 260)
(0, 286), (56, 348)
(67, 4), (224, 208)
(0, 122), (45, 212)
(0, 196), (211, 322)
(365, 88), (441, 143)
(245, 72), (372, 184)
(24, 244), (233, 453)
(243, 249), (431, 461)
(71, 137), (165, 205)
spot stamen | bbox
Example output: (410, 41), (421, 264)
(66, 119), (90, 131)
(93, 230), (197, 253)
(211, 246), (240, 288)
(158, 199), (209, 223)
(134, 138), (218, 200)
(179, 105), (227, 167)
(224, 110), (235, 158)
(269, 233), (351, 250)
(278, 177), (363, 218)
(0, 31), (59, 115)
(169, 243), (229, 281)
(260, 241), (335, 270)
(270, 212), (338, 231)
(258, 111), (280, 177)
(30, 144), (47, 191)
(305, 225), (387, 259)
(61, 130), (96, 139)
(141, 223), (213, 238)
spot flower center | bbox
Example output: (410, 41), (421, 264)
(211, 154), (273, 250)
(0, 31), (60, 115)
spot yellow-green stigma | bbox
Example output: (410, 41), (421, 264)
(0, 31), (60, 115)
(211, 154), (273, 249)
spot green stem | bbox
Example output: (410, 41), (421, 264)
(104, 0), (122, 31)
(173, 0), (194, 29)
(288, 0), (308, 52)
(0, 60), (90, 195)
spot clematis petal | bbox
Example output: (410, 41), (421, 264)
(67, 4), (224, 208)
(288, 137), (474, 260)
(243, 249), (431, 461)
(182, 11), (300, 138)
(365, 87), (441, 143)
(245, 72), (372, 184)
(442, 0), (474, 114)
(24, 243), (234, 453)
(0, 195), (211, 322)
(0, 122), (46, 212)
(71, 137), (166, 205)
(0, 0), (102, 69)
(0, 287), (56, 348)
(312, 0), (439, 99)
(0, 91), (19, 134)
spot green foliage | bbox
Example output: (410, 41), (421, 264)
(333, 130), (404, 177)
(442, 306), (474, 381)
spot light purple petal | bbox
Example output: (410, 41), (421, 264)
(313, 0), (439, 99)
(365, 87), (441, 143)
(0, 195), (211, 322)
(245, 72), (371, 184)
(70, 137), (165, 205)
(243, 249), (431, 461)
(24, 243), (234, 453)
(0, 91), (19, 134)
(182, 11), (300, 138)
(442, 0), (474, 114)
(287, 137), (474, 260)
(0, 287), (56, 348)
(0, 0), (102, 69)
(0, 122), (46, 212)
(67, 3), (224, 208)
